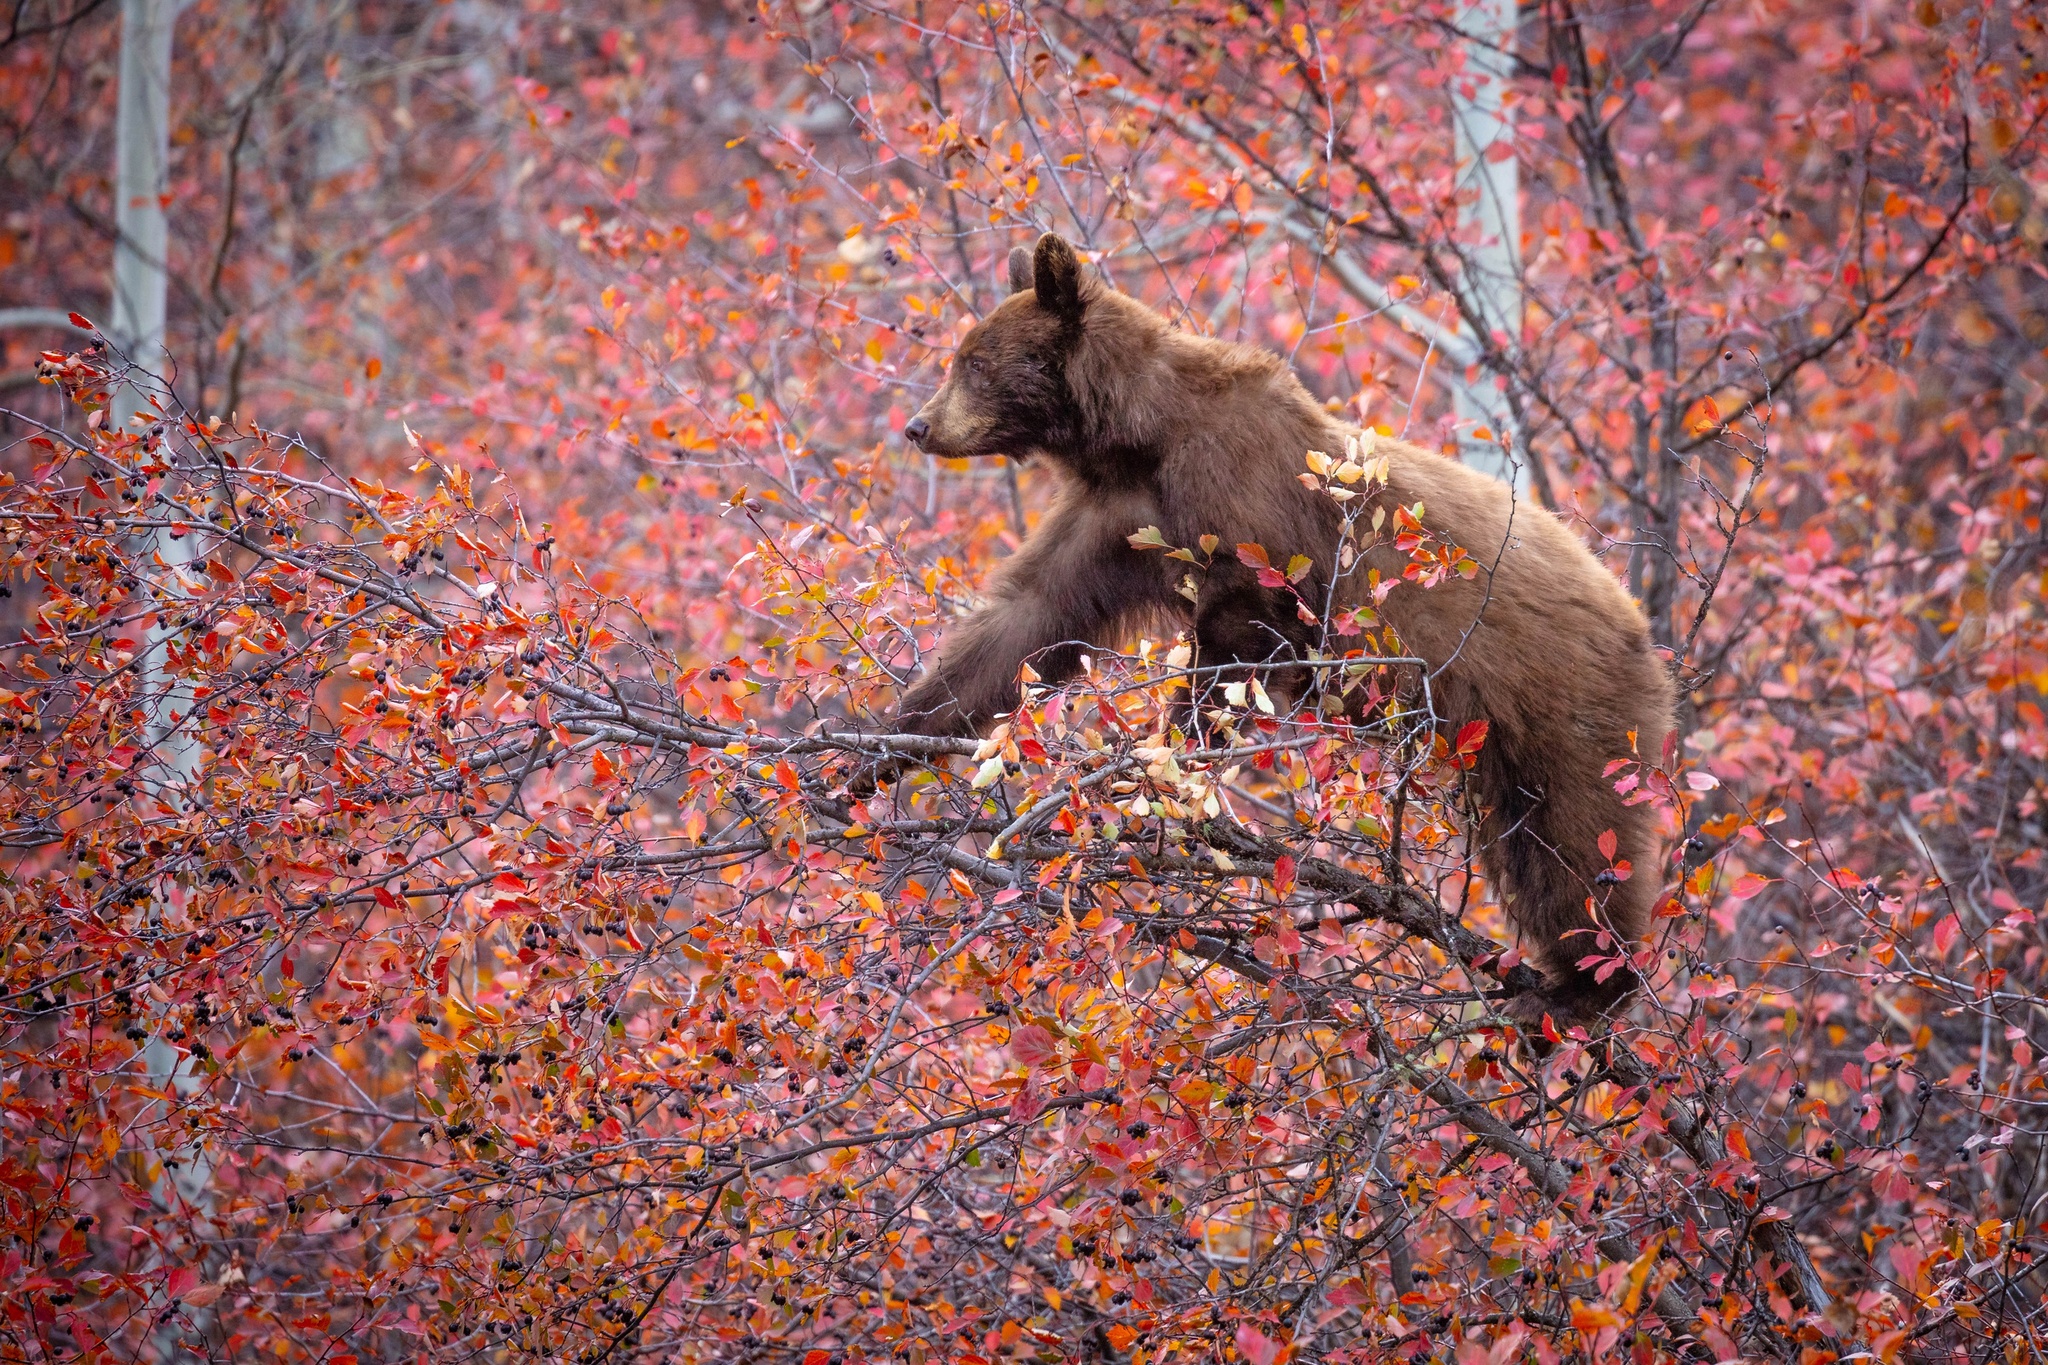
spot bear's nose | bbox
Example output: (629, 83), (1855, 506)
(904, 416), (930, 447)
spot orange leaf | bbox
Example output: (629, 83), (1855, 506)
(1570, 1300), (1621, 1331)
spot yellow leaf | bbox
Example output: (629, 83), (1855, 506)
(1621, 1233), (1664, 1314)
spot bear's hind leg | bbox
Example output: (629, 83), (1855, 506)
(1473, 739), (1653, 1039)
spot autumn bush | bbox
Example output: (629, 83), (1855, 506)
(2, 2), (2046, 1364)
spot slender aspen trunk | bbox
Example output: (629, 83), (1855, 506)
(112, 0), (173, 414)
(115, 8), (216, 1352)
(1450, 0), (1524, 494)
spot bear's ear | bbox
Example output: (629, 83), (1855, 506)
(1032, 233), (1085, 322)
(1007, 245), (1033, 296)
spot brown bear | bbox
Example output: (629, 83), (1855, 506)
(880, 232), (1675, 1031)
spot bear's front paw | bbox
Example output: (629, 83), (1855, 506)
(840, 751), (911, 800)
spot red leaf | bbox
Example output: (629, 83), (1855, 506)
(1008, 1068), (1049, 1123)
(68, 312), (94, 330)
(1236, 1324), (1279, 1365)
(1010, 1024), (1057, 1068)
(1454, 719), (1489, 755)
(1596, 828), (1618, 862)
(1272, 854), (1296, 894)
(1931, 914), (1958, 955)
(1729, 873), (1772, 901)
(1235, 545), (1289, 586)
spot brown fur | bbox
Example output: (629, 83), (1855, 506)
(888, 234), (1674, 1029)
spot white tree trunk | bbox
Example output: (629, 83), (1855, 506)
(1450, 0), (1525, 494)
(115, 1), (214, 1272)
(112, 0), (173, 398)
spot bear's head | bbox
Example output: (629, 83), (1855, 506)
(903, 233), (1100, 469)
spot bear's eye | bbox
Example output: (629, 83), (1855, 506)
(964, 355), (986, 375)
